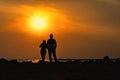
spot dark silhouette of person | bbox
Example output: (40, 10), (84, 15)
(39, 40), (47, 62)
(47, 34), (57, 62)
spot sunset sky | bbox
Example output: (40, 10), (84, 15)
(0, 0), (120, 60)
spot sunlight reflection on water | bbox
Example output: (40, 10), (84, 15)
(17, 58), (51, 63)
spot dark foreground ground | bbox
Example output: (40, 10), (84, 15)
(0, 59), (120, 80)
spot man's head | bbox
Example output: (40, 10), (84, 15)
(50, 34), (53, 39)
(43, 40), (46, 43)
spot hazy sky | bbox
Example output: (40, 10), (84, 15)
(0, 0), (120, 60)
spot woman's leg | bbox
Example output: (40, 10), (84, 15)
(43, 51), (46, 62)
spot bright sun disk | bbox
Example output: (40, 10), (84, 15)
(29, 15), (48, 32)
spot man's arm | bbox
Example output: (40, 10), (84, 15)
(40, 43), (42, 48)
(54, 39), (57, 49)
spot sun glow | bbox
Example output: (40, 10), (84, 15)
(29, 15), (48, 31)
(18, 6), (69, 35)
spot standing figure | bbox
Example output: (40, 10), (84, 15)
(40, 40), (47, 62)
(47, 34), (57, 62)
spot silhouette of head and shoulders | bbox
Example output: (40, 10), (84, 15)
(47, 34), (57, 50)
(40, 40), (47, 50)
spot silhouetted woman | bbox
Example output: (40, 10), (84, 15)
(40, 40), (47, 62)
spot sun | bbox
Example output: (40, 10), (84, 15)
(29, 15), (48, 31)
(19, 6), (69, 35)
(32, 17), (46, 28)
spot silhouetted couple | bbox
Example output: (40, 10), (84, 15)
(40, 34), (57, 62)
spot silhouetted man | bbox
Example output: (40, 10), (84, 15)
(47, 34), (57, 62)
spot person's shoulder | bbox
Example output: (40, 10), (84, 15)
(53, 38), (56, 40)
(47, 39), (51, 42)
(53, 39), (56, 42)
(47, 39), (50, 41)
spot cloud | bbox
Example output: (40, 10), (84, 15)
(0, 0), (50, 7)
(0, 0), (120, 29)
(0, 0), (120, 6)
(97, 0), (120, 5)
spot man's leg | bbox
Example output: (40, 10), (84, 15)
(48, 51), (52, 62)
(53, 50), (57, 62)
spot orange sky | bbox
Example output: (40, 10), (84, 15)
(0, 0), (120, 60)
